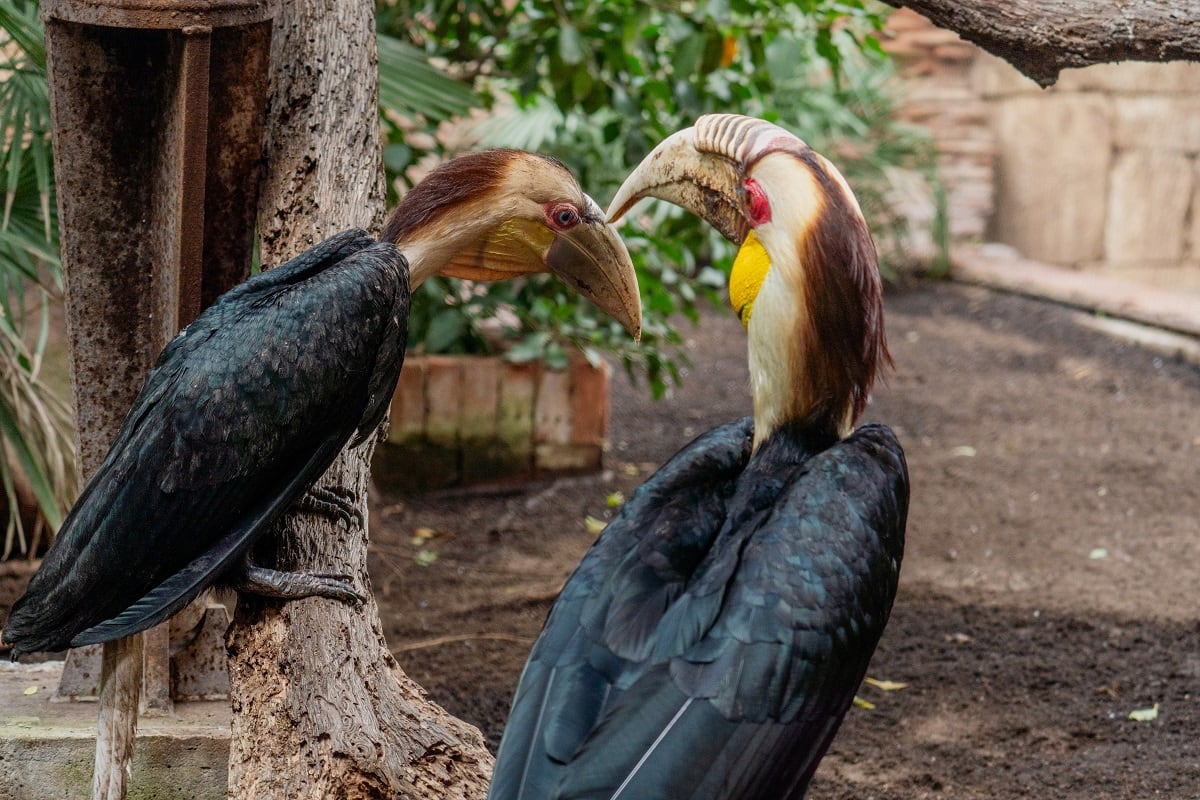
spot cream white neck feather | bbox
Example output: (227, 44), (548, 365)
(398, 215), (486, 288)
(744, 152), (855, 449)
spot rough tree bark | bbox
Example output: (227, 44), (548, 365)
(883, 0), (1200, 87)
(224, 1), (494, 797)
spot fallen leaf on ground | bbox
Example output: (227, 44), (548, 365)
(864, 677), (908, 691)
(584, 516), (607, 535)
(1129, 704), (1159, 722)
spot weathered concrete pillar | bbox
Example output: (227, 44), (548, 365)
(40, 1), (275, 796)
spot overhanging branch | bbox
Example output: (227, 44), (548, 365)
(884, 0), (1200, 87)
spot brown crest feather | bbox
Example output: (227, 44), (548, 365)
(380, 149), (567, 244)
(793, 149), (889, 437)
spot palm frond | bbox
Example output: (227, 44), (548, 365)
(0, 0), (76, 557)
(376, 33), (476, 122)
(0, 1), (45, 69)
(462, 97), (565, 152)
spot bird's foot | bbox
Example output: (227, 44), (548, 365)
(234, 564), (367, 606)
(295, 484), (363, 528)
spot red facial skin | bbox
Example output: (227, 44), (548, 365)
(745, 177), (771, 226)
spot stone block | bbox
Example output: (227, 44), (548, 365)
(1085, 262), (1200, 293)
(972, 51), (1041, 98)
(904, 27), (965, 49)
(1055, 61), (1200, 94)
(883, 7), (930, 33)
(457, 356), (500, 441)
(1193, 160), (1200, 263)
(534, 366), (572, 445)
(423, 356), (463, 445)
(988, 94), (1111, 264)
(0, 661), (228, 800)
(570, 357), (610, 445)
(935, 137), (996, 158)
(374, 353), (611, 492)
(387, 358), (426, 444)
(497, 361), (537, 455)
(535, 442), (602, 474)
(1112, 96), (1200, 153)
(1105, 150), (1193, 263)
(932, 42), (974, 63)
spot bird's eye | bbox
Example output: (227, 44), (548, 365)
(547, 203), (582, 230)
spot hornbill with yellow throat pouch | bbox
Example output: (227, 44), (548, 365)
(3, 149), (641, 657)
(488, 115), (908, 800)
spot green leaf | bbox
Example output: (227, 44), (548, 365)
(542, 343), (569, 371)
(698, 266), (727, 288)
(558, 24), (585, 66)
(376, 34), (475, 122)
(505, 332), (551, 364)
(0, 2), (46, 69)
(1129, 704), (1160, 722)
(0, 394), (61, 531)
(422, 309), (468, 354)
(382, 143), (413, 174)
(0, 0), (76, 553)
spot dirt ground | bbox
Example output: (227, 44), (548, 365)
(373, 281), (1200, 800)
(0, 280), (1196, 798)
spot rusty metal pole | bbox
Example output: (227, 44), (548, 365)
(40, 0), (276, 797)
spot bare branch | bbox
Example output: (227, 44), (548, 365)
(884, 0), (1200, 87)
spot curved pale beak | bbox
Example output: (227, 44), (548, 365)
(545, 195), (642, 340)
(606, 126), (747, 244)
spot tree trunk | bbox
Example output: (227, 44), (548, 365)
(884, 0), (1200, 87)
(224, 1), (494, 797)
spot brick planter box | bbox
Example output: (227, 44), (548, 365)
(371, 353), (611, 492)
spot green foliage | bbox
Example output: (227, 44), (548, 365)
(378, 0), (935, 398)
(0, 0), (77, 556)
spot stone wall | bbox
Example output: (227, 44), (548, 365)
(882, 9), (995, 247)
(884, 9), (1200, 286)
(374, 354), (611, 492)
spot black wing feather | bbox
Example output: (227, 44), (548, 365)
(68, 431), (349, 646)
(489, 422), (907, 800)
(4, 229), (410, 656)
(489, 418), (754, 800)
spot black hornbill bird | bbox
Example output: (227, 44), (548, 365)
(488, 115), (908, 800)
(3, 149), (641, 657)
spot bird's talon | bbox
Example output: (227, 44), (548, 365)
(295, 485), (362, 528)
(235, 563), (366, 606)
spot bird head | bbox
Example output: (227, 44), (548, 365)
(608, 114), (888, 445)
(382, 149), (641, 339)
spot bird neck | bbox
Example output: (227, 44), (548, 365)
(744, 260), (847, 451)
(379, 150), (525, 287)
(743, 166), (887, 452)
(392, 230), (469, 288)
